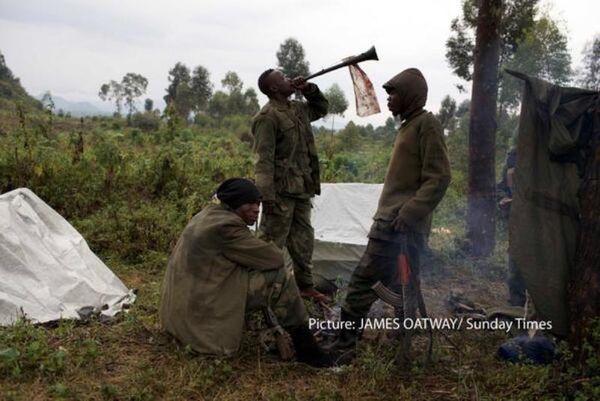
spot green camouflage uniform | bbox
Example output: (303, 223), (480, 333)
(159, 204), (307, 356)
(252, 83), (328, 290)
(246, 265), (306, 324)
(343, 69), (451, 319)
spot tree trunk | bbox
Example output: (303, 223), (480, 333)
(569, 109), (600, 353)
(466, 0), (502, 257)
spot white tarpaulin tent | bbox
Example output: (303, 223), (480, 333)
(0, 188), (135, 326)
(308, 183), (383, 290)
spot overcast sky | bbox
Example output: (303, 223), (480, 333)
(0, 0), (598, 126)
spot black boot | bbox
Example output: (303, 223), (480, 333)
(287, 325), (335, 368)
(324, 310), (361, 351)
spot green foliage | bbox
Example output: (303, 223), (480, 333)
(143, 98), (153, 112)
(324, 83), (348, 116)
(221, 71), (243, 93)
(438, 95), (517, 182)
(165, 62), (215, 119)
(164, 62), (191, 105)
(99, 72), (148, 120)
(191, 65), (213, 111)
(99, 80), (124, 115)
(131, 111), (160, 132)
(50, 382), (69, 398)
(446, 0), (572, 107)
(173, 80), (195, 119)
(276, 37), (310, 79)
(436, 95), (457, 131)
(208, 73), (259, 120)
(502, 16), (572, 109)
(0, 320), (70, 378)
(122, 73), (149, 119)
(324, 83), (349, 133)
(0, 51), (14, 81)
(0, 51), (43, 111)
(578, 34), (600, 90)
(317, 122), (391, 184)
(446, 0), (538, 82)
(446, 17), (476, 82)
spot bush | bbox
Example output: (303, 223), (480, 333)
(131, 112), (160, 132)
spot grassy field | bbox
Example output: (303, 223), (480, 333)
(1, 237), (590, 401)
(0, 111), (598, 400)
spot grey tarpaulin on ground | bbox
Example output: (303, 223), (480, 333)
(506, 69), (599, 337)
(0, 188), (135, 326)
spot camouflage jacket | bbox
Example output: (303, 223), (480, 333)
(159, 204), (283, 355)
(251, 84), (328, 201)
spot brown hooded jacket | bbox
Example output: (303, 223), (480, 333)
(372, 69), (451, 235)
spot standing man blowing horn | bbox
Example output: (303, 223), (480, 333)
(328, 68), (452, 351)
(252, 69), (329, 302)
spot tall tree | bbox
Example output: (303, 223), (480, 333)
(578, 35), (600, 91)
(446, 0), (538, 96)
(466, 0), (502, 257)
(243, 88), (260, 116)
(121, 72), (148, 121)
(501, 16), (572, 108)
(436, 95), (458, 131)
(144, 98), (154, 112)
(207, 91), (229, 120)
(221, 71), (243, 94)
(277, 38), (310, 100)
(324, 83), (349, 132)
(207, 72), (259, 119)
(99, 80), (125, 115)
(191, 65), (213, 112)
(164, 62), (191, 105)
(40, 91), (55, 114)
(276, 38), (310, 79)
(173, 82), (195, 120)
(221, 71), (245, 115)
(99, 73), (148, 119)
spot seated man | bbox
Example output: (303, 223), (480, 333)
(159, 178), (333, 367)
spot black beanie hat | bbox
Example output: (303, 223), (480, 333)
(215, 178), (261, 210)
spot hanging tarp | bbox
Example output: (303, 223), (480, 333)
(506, 70), (599, 337)
(0, 188), (135, 326)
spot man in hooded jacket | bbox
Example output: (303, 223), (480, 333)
(328, 68), (451, 350)
(159, 178), (333, 367)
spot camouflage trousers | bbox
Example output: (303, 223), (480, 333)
(258, 196), (315, 291)
(343, 232), (425, 318)
(246, 266), (308, 328)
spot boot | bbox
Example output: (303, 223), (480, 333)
(287, 325), (335, 368)
(323, 309), (361, 351)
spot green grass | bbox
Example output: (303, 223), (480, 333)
(2, 237), (597, 400)
(1, 112), (598, 400)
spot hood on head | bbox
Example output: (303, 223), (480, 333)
(383, 68), (428, 118)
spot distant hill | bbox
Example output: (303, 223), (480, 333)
(36, 94), (113, 117)
(0, 51), (42, 111)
